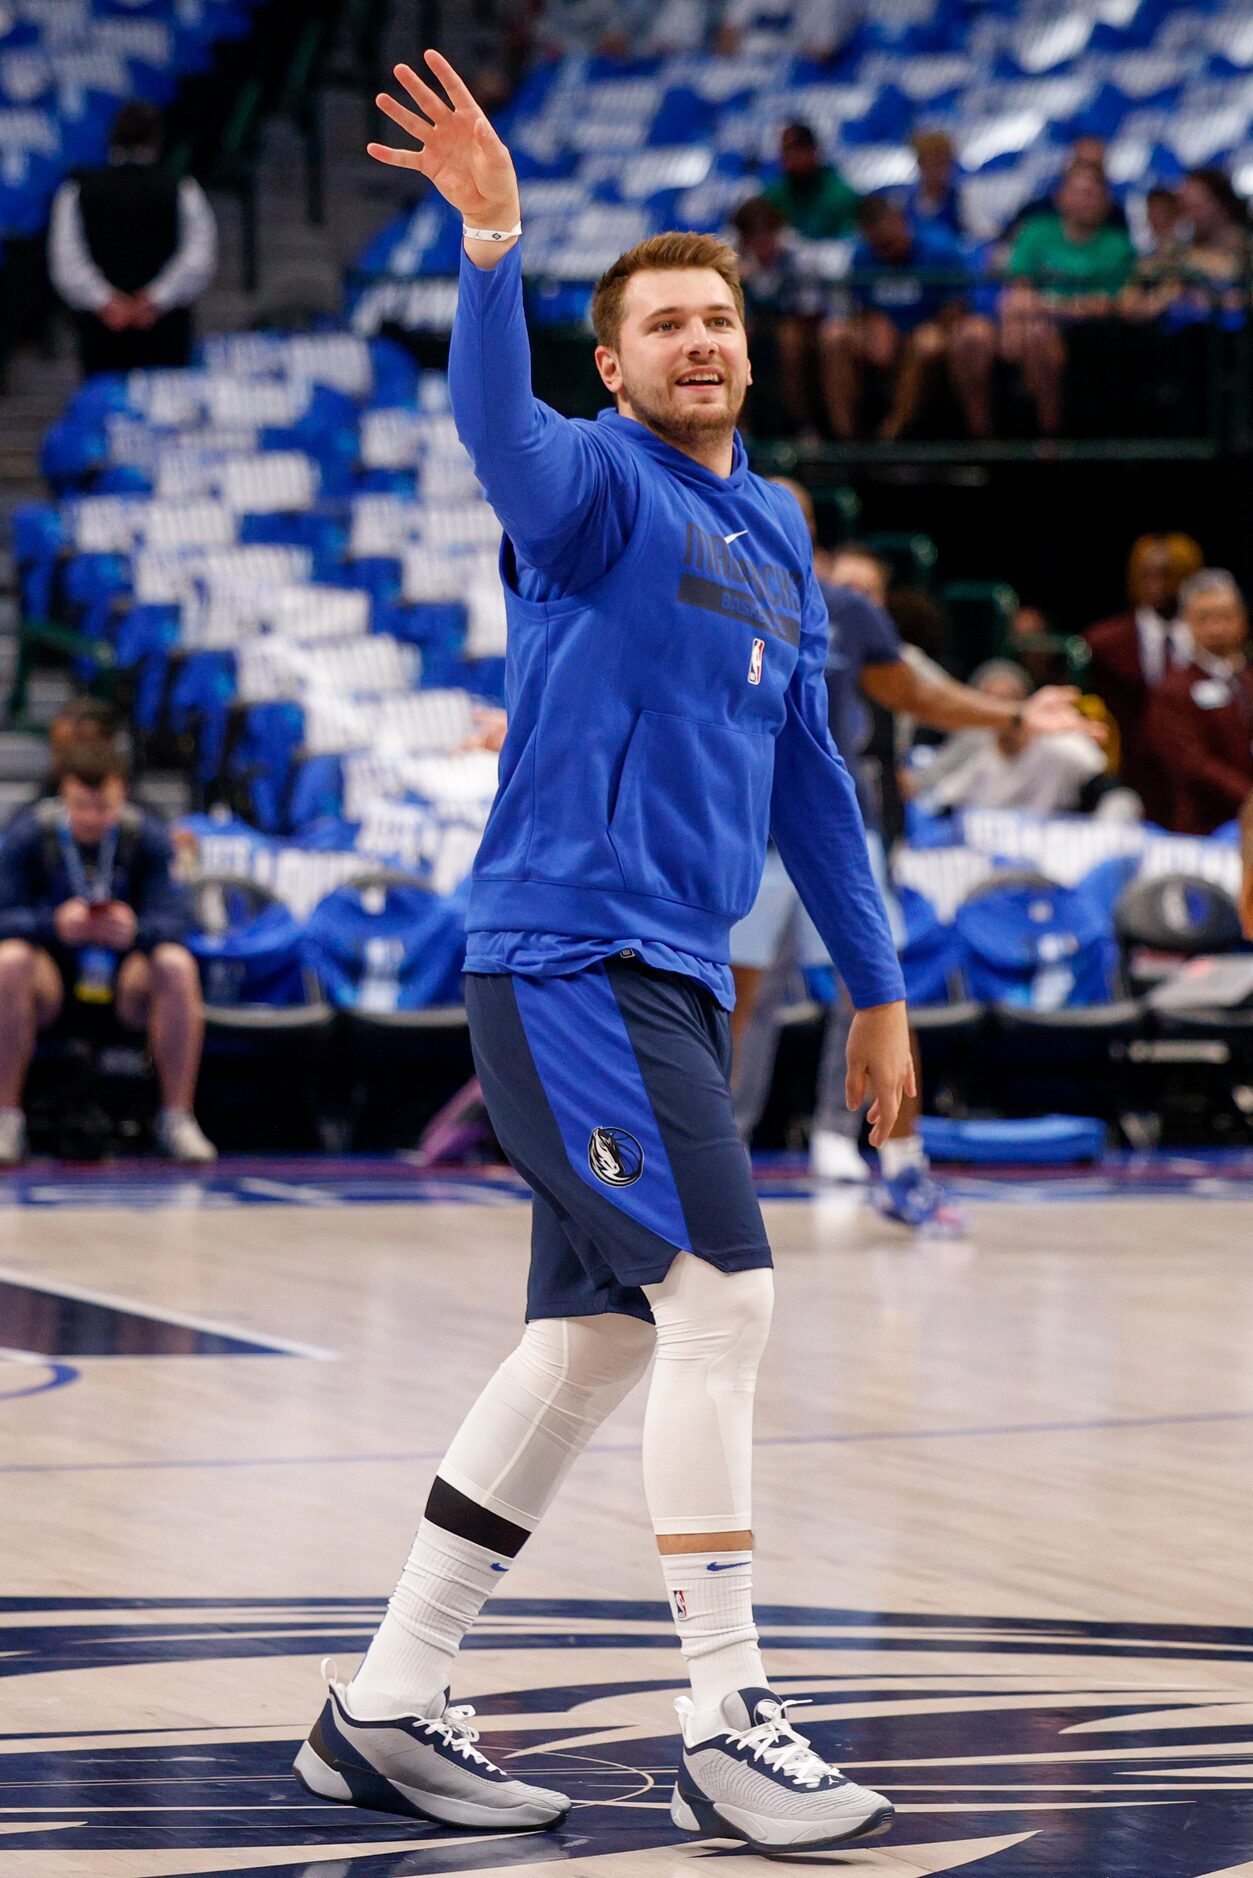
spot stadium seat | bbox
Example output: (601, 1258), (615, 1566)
(1114, 872), (1245, 995)
(187, 873), (335, 1152)
(957, 870), (1117, 1008)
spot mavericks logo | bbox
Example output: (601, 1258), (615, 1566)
(588, 1126), (644, 1186)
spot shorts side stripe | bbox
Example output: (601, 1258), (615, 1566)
(512, 967), (690, 1250)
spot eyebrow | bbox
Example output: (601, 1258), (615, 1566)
(641, 302), (738, 320)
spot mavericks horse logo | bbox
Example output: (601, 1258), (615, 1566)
(588, 1126), (644, 1187)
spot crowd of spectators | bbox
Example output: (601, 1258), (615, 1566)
(895, 531), (1253, 839)
(728, 125), (1252, 441)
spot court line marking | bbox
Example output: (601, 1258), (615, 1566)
(2, 1406), (1251, 1474)
(0, 1352), (79, 1402)
(0, 1265), (337, 1362)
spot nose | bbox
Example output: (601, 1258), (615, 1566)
(683, 321), (719, 352)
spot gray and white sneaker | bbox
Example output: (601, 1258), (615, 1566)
(294, 1660), (571, 1830)
(671, 1685), (893, 1852)
(155, 1109), (217, 1163)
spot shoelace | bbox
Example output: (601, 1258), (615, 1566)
(320, 1659), (497, 1773)
(727, 1700), (842, 1790)
(424, 1702), (497, 1771)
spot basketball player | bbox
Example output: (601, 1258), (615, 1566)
(294, 53), (911, 1853)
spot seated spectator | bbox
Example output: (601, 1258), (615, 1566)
(908, 660), (1111, 816)
(1001, 162), (1136, 434)
(820, 196), (994, 440)
(1013, 136), (1130, 236)
(1084, 532), (1204, 824)
(1144, 169), (1252, 323)
(763, 122), (860, 241)
(48, 102), (217, 379)
(906, 129), (964, 238)
(0, 741), (215, 1165)
(1007, 603), (1072, 689)
(4, 700), (119, 827)
(1143, 569), (1253, 836)
(731, 196), (823, 440)
(1122, 186), (1187, 319)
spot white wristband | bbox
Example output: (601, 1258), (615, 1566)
(463, 221), (521, 243)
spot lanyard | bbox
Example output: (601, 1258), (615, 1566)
(57, 818), (119, 905)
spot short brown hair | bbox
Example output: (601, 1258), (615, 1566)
(55, 739), (129, 791)
(591, 231), (746, 349)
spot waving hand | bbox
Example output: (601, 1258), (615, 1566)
(368, 51), (520, 238)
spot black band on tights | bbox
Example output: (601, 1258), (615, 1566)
(424, 1475), (530, 1558)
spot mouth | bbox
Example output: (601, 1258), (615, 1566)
(674, 372), (725, 389)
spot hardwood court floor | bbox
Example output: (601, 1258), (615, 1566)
(2, 1182), (1252, 1876)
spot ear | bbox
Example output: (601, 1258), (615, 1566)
(594, 343), (622, 394)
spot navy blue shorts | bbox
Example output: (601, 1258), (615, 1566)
(465, 957), (772, 1323)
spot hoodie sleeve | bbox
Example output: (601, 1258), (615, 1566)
(449, 244), (641, 588)
(130, 822), (193, 951)
(0, 819), (58, 947)
(770, 567), (906, 1010)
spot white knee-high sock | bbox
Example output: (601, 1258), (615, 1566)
(350, 1518), (511, 1718)
(350, 1313), (654, 1718)
(660, 1548), (765, 1730)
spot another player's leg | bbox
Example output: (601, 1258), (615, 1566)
(642, 1252), (893, 1851)
(295, 1304), (652, 1827)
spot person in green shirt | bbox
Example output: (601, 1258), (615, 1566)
(762, 121), (860, 240)
(1001, 161), (1135, 434)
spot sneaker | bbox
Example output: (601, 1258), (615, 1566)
(294, 1661), (571, 1830)
(809, 1129), (870, 1184)
(671, 1687), (893, 1852)
(873, 1163), (967, 1236)
(0, 1109), (27, 1165)
(155, 1109), (217, 1163)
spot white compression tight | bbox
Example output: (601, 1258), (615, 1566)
(438, 1310), (656, 1531)
(641, 1254), (775, 1534)
(351, 1258), (774, 1717)
(440, 1255), (775, 1536)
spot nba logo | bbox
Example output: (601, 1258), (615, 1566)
(674, 1589), (688, 1619)
(748, 638), (764, 685)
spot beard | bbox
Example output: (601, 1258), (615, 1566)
(619, 372), (747, 451)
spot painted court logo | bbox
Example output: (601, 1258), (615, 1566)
(588, 1126), (644, 1187)
(2, 1599), (1251, 1872)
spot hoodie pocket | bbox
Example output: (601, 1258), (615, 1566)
(608, 710), (774, 918)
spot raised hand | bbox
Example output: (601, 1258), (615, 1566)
(368, 51), (520, 234)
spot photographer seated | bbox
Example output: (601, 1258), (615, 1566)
(0, 741), (215, 1165)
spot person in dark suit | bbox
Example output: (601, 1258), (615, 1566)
(1084, 532), (1204, 823)
(1143, 569), (1253, 836)
(48, 101), (217, 377)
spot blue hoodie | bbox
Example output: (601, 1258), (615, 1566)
(449, 245), (904, 1012)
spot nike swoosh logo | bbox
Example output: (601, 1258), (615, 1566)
(723, 529), (748, 544)
(706, 1561), (750, 1572)
(491, 1563), (509, 1573)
